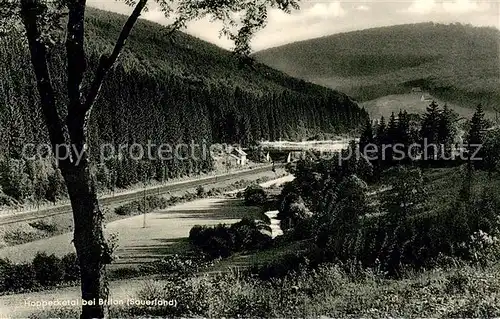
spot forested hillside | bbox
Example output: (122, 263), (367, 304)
(0, 8), (367, 206)
(254, 23), (500, 110)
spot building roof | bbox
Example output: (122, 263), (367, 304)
(232, 148), (247, 156)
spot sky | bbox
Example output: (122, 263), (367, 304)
(88, 0), (500, 51)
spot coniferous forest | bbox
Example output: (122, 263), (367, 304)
(0, 8), (368, 206)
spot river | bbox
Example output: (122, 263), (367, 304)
(264, 210), (283, 238)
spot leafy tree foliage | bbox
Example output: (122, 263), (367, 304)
(380, 166), (427, 222)
(467, 104), (488, 167)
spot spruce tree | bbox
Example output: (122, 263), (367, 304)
(376, 116), (388, 166)
(437, 104), (456, 159)
(381, 166), (426, 222)
(359, 118), (374, 158)
(466, 104), (488, 167)
(467, 104), (487, 146)
(420, 101), (441, 160)
(397, 110), (411, 162)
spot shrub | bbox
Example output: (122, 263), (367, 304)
(3, 226), (46, 245)
(189, 224), (232, 258)
(189, 219), (271, 259)
(28, 308), (80, 319)
(0, 252), (81, 293)
(32, 253), (64, 286)
(114, 203), (136, 216)
(155, 254), (211, 277)
(278, 192), (311, 231)
(28, 220), (58, 233)
(167, 195), (181, 205)
(109, 267), (142, 280)
(203, 226), (235, 258)
(461, 229), (500, 267)
(283, 217), (318, 241)
(144, 195), (168, 210)
(0, 258), (11, 292)
(207, 188), (222, 197)
(244, 184), (267, 206)
(189, 225), (205, 246)
(114, 195), (168, 216)
(61, 253), (80, 281)
(253, 251), (310, 280)
(231, 218), (272, 251)
(196, 185), (205, 197)
(0, 191), (15, 207)
(3, 262), (36, 292)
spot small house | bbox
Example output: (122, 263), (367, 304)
(230, 148), (248, 166)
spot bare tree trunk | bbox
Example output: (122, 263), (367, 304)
(62, 162), (110, 319)
(20, 0), (147, 317)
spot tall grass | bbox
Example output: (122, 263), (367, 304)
(28, 262), (497, 318)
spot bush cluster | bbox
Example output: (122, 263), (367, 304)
(189, 218), (272, 258)
(243, 184), (267, 206)
(114, 195), (168, 216)
(140, 253), (214, 278)
(28, 220), (58, 233)
(113, 177), (277, 217)
(280, 157), (500, 277)
(0, 252), (79, 293)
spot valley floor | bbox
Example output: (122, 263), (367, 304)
(0, 175), (294, 318)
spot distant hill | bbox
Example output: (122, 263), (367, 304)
(254, 22), (500, 115)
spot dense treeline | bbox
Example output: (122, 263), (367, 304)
(0, 8), (367, 206)
(280, 158), (500, 276)
(359, 101), (493, 170)
(275, 102), (500, 276)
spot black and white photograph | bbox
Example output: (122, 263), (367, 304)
(0, 0), (499, 318)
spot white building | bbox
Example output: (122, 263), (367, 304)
(230, 148), (248, 166)
(420, 94), (432, 102)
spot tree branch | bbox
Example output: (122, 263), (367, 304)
(20, 0), (70, 168)
(66, 0), (86, 113)
(83, 0), (147, 114)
